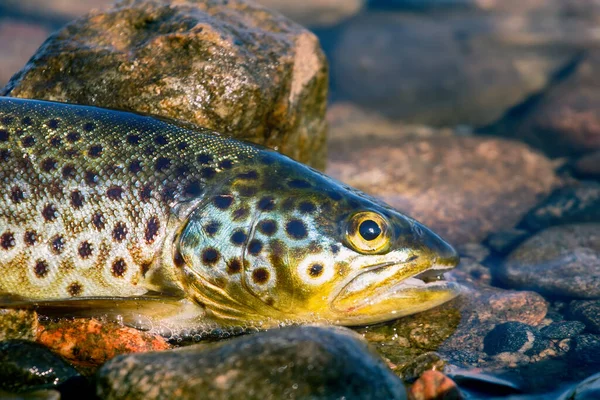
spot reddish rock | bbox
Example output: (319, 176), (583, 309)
(409, 370), (463, 400)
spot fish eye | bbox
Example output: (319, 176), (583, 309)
(345, 211), (391, 254)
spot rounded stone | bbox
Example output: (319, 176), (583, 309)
(570, 334), (600, 366)
(569, 301), (600, 334)
(496, 224), (600, 299)
(540, 321), (586, 339)
(483, 322), (546, 356)
(327, 134), (556, 244)
(1, 0), (328, 169)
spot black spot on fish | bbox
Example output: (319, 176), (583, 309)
(232, 207), (249, 221)
(34, 260), (48, 278)
(50, 235), (65, 254)
(197, 153), (213, 165)
(331, 244), (340, 254)
(46, 119), (60, 129)
(145, 216), (160, 243)
(1, 232), (15, 250)
(78, 241), (93, 259)
(66, 131), (80, 143)
(202, 248), (220, 266)
(161, 185), (177, 203)
(248, 239), (263, 255)
(49, 137), (61, 147)
(129, 160), (142, 174)
(298, 201), (316, 214)
(177, 142), (188, 150)
(42, 204), (58, 222)
(112, 222), (128, 242)
(140, 184), (153, 202)
(309, 263), (324, 277)
(227, 258), (242, 274)
(84, 170), (98, 186)
(258, 220), (277, 236)
(107, 186), (123, 200)
(93, 212), (105, 231)
(0, 149), (10, 161)
(237, 170), (259, 180)
(257, 196), (275, 211)
(62, 165), (76, 180)
(155, 157), (171, 172)
(214, 195), (233, 210)
(154, 134), (168, 145)
(41, 158), (57, 172)
(286, 219), (308, 240)
(68, 282), (82, 296)
(127, 134), (141, 145)
(230, 230), (247, 245)
(0, 129), (8, 142)
(21, 136), (35, 147)
(21, 116), (32, 126)
(184, 180), (203, 197)
(288, 179), (311, 189)
(201, 167), (216, 180)
(10, 186), (24, 203)
(70, 190), (84, 208)
(83, 122), (96, 132)
(252, 268), (269, 284)
(88, 145), (103, 158)
(1, 116), (13, 125)
(24, 230), (39, 246)
(111, 259), (127, 277)
(204, 220), (220, 237)
(219, 159), (233, 170)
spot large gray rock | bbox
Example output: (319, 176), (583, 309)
(1, 0), (328, 169)
(96, 326), (407, 400)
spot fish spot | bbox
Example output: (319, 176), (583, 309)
(252, 268), (269, 284)
(21, 135), (35, 147)
(145, 216), (160, 244)
(237, 170), (259, 180)
(50, 235), (65, 254)
(50, 137), (62, 147)
(84, 170), (99, 186)
(107, 186), (124, 200)
(41, 158), (58, 172)
(202, 248), (220, 266)
(201, 167), (216, 180)
(286, 219), (308, 240)
(34, 260), (49, 278)
(24, 230), (39, 246)
(331, 244), (340, 254)
(83, 122), (96, 132)
(140, 184), (153, 201)
(197, 153), (213, 165)
(129, 160), (142, 174)
(257, 196), (275, 211)
(88, 144), (103, 158)
(219, 159), (233, 170)
(10, 186), (24, 203)
(93, 212), (105, 231)
(177, 142), (188, 150)
(70, 190), (84, 208)
(298, 201), (316, 214)
(288, 179), (311, 189)
(68, 282), (82, 296)
(1, 231), (15, 250)
(174, 249), (185, 268)
(203, 220), (220, 237)
(248, 239), (263, 255)
(78, 241), (93, 259)
(1, 116), (13, 125)
(184, 180), (202, 197)
(230, 230), (247, 246)
(0, 149), (10, 161)
(62, 165), (76, 180)
(213, 195), (233, 210)
(42, 204), (58, 222)
(112, 222), (128, 242)
(127, 134), (141, 145)
(227, 258), (242, 274)
(66, 132), (81, 143)
(176, 165), (190, 177)
(141, 262), (151, 276)
(111, 258), (127, 277)
(161, 185), (177, 203)
(232, 207), (249, 221)
(257, 220), (277, 236)
(46, 118), (60, 129)
(155, 157), (171, 172)
(154, 134), (168, 145)
(0, 129), (9, 142)
(308, 263), (324, 277)
(21, 116), (33, 126)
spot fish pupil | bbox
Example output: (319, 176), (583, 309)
(359, 220), (381, 241)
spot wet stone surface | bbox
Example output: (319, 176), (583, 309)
(568, 301), (600, 334)
(483, 322), (548, 356)
(96, 326), (408, 400)
(540, 321), (586, 340)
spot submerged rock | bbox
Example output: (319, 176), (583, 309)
(568, 301), (600, 334)
(327, 134), (556, 244)
(570, 334), (600, 366)
(496, 224), (600, 299)
(574, 152), (600, 180)
(561, 371), (600, 400)
(409, 370), (463, 400)
(96, 326), (407, 400)
(540, 321), (586, 340)
(1, 0), (328, 169)
(483, 322), (547, 356)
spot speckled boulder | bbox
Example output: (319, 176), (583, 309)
(496, 224), (600, 299)
(483, 322), (547, 356)
(96, 326), (407, 400)
(327, 134), (556, 244)
(1, 0), (328, 169)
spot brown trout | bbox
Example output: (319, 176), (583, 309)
(0, 97), (460, 335)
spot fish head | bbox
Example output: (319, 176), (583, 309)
(177, 151), (461, 328)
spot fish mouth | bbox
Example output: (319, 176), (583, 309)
(330, 258), (462, 326)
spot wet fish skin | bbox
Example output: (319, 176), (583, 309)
(0, 97), (460, 331)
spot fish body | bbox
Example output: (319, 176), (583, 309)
(0, 97), (460, 334)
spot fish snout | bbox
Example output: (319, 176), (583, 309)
(414, 222), (459, 268)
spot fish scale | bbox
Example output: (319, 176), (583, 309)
(0, 97), (461, 333)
